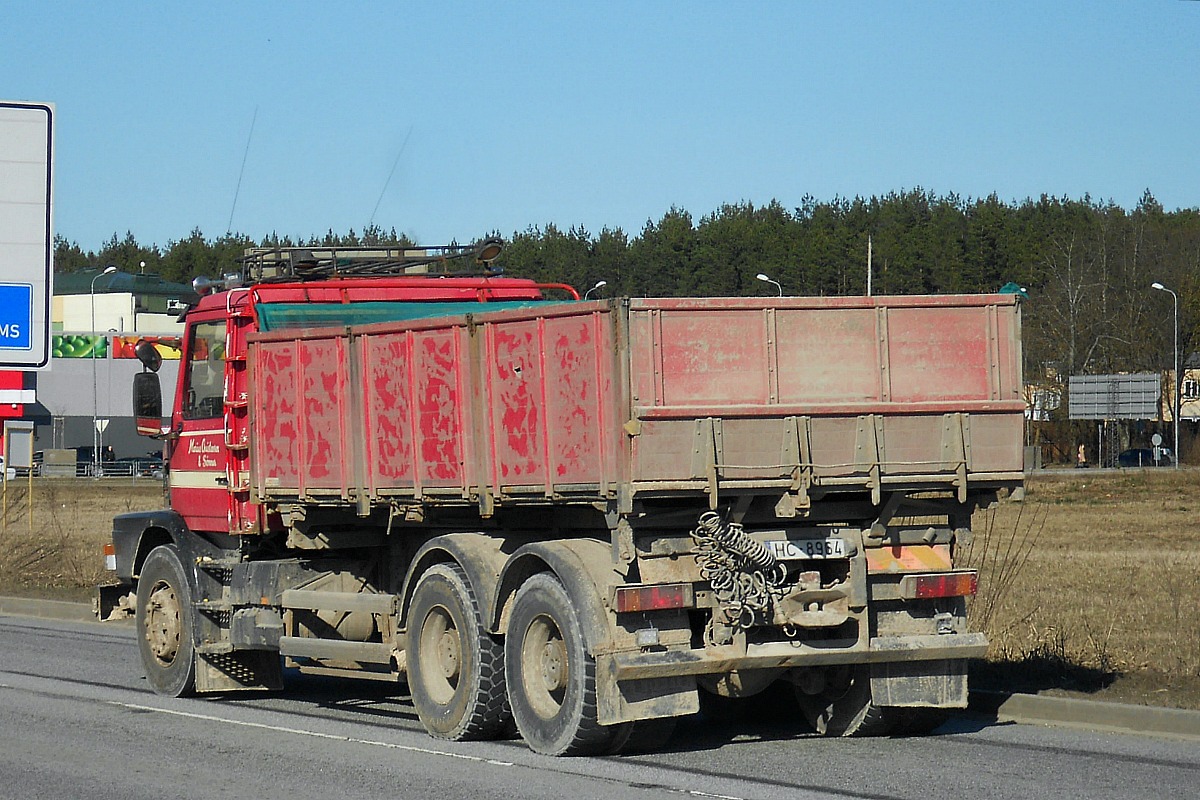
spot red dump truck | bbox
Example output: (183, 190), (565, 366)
(104, 243), (1024, 755)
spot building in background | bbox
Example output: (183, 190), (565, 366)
(52, 269), (193, 334)
(16, 269), (195, 461)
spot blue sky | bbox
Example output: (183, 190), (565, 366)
(4, 2), (1198, 251)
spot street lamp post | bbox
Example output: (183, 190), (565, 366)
(583, 280), (607, 300)
(1151, 281), (1180, 469)
(755, 273), (783, 297)
(91, 266), (117, 477)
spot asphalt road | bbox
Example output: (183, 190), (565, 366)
(2, 614), (1199, 800)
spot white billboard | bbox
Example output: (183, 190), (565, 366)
(0, 101), (53, 369)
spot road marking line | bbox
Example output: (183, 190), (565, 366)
(9, 688), (749, 799)
(107, 701), (749, 798)
(108, 701), (514, 766)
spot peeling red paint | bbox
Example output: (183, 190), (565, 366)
(246, 296), (1023, 505)
(417, 333), (462, 483)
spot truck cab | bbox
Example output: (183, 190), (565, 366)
(134, 242), (563, 540)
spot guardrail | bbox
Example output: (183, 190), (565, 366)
(75, 460), (164, 479)
(30, 460), (166, 479)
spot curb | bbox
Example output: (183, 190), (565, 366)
(0, 595), (98, 624)
(968, 689), (1200, 741)
(4, 596), (1200, 741)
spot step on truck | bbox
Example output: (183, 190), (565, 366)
(102, 241), (1025, 755)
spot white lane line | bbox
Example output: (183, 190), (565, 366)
(109, 700), (515, 766)
(106, 699), (748, 799)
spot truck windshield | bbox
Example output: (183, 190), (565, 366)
(183, 320), (226, 420)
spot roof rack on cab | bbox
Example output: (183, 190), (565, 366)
(238, 237), (505, 283)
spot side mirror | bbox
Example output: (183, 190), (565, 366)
(135, 339), (163, 372)
(133, 372), (164, 437)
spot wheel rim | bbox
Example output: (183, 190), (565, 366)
(417, 604), (461, 705)
(520, 614), (567, 720)
(144, 579), (182, 666)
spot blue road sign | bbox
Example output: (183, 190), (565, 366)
(0, 283), (33, 350)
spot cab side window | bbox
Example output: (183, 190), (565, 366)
(182, 321), (226, 420)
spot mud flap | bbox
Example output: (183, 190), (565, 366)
(596, 653), (699, 725)
(869, 658), (968, 708)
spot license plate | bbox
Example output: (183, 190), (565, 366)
(765, 537), (847, 560)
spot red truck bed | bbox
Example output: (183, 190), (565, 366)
(247, 295), (1024, 510)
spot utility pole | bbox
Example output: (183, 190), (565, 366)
(867, 235), (873, 297)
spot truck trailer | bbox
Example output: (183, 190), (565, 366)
(104, 243), (1024, 755)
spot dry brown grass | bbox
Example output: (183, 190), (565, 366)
(965, 469), (1200, 707)
(0, 479), (165, 602)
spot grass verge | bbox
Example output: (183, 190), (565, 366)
(0, 478), (165, 603)
(966, 468), (1200, 709)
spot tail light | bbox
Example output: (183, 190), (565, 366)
(613, 583), (694, 613)
(899, 571), (978, 600)
(103, 543), (117, 571)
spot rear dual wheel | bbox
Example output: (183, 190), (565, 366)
(504, 573), (630, 756)
(794, 665), (891, 737)
(411, 567), (671, 754)
(794, 665), (952, 737)
(408, 563), (511, 740)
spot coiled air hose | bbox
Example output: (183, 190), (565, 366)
(691, 511), (788, 631)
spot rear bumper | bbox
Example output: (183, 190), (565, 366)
(607, 632), (989, 681)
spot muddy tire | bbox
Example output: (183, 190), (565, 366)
(407, 563), (510, 740)
(505, 573), (627, 756)
(135, 544), (197, 697)
(794, 665), (892, 737)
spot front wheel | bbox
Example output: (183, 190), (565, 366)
(135, 544), (197, 697)
(407, 563), (510, 740)
(505, 573), (627, 756)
